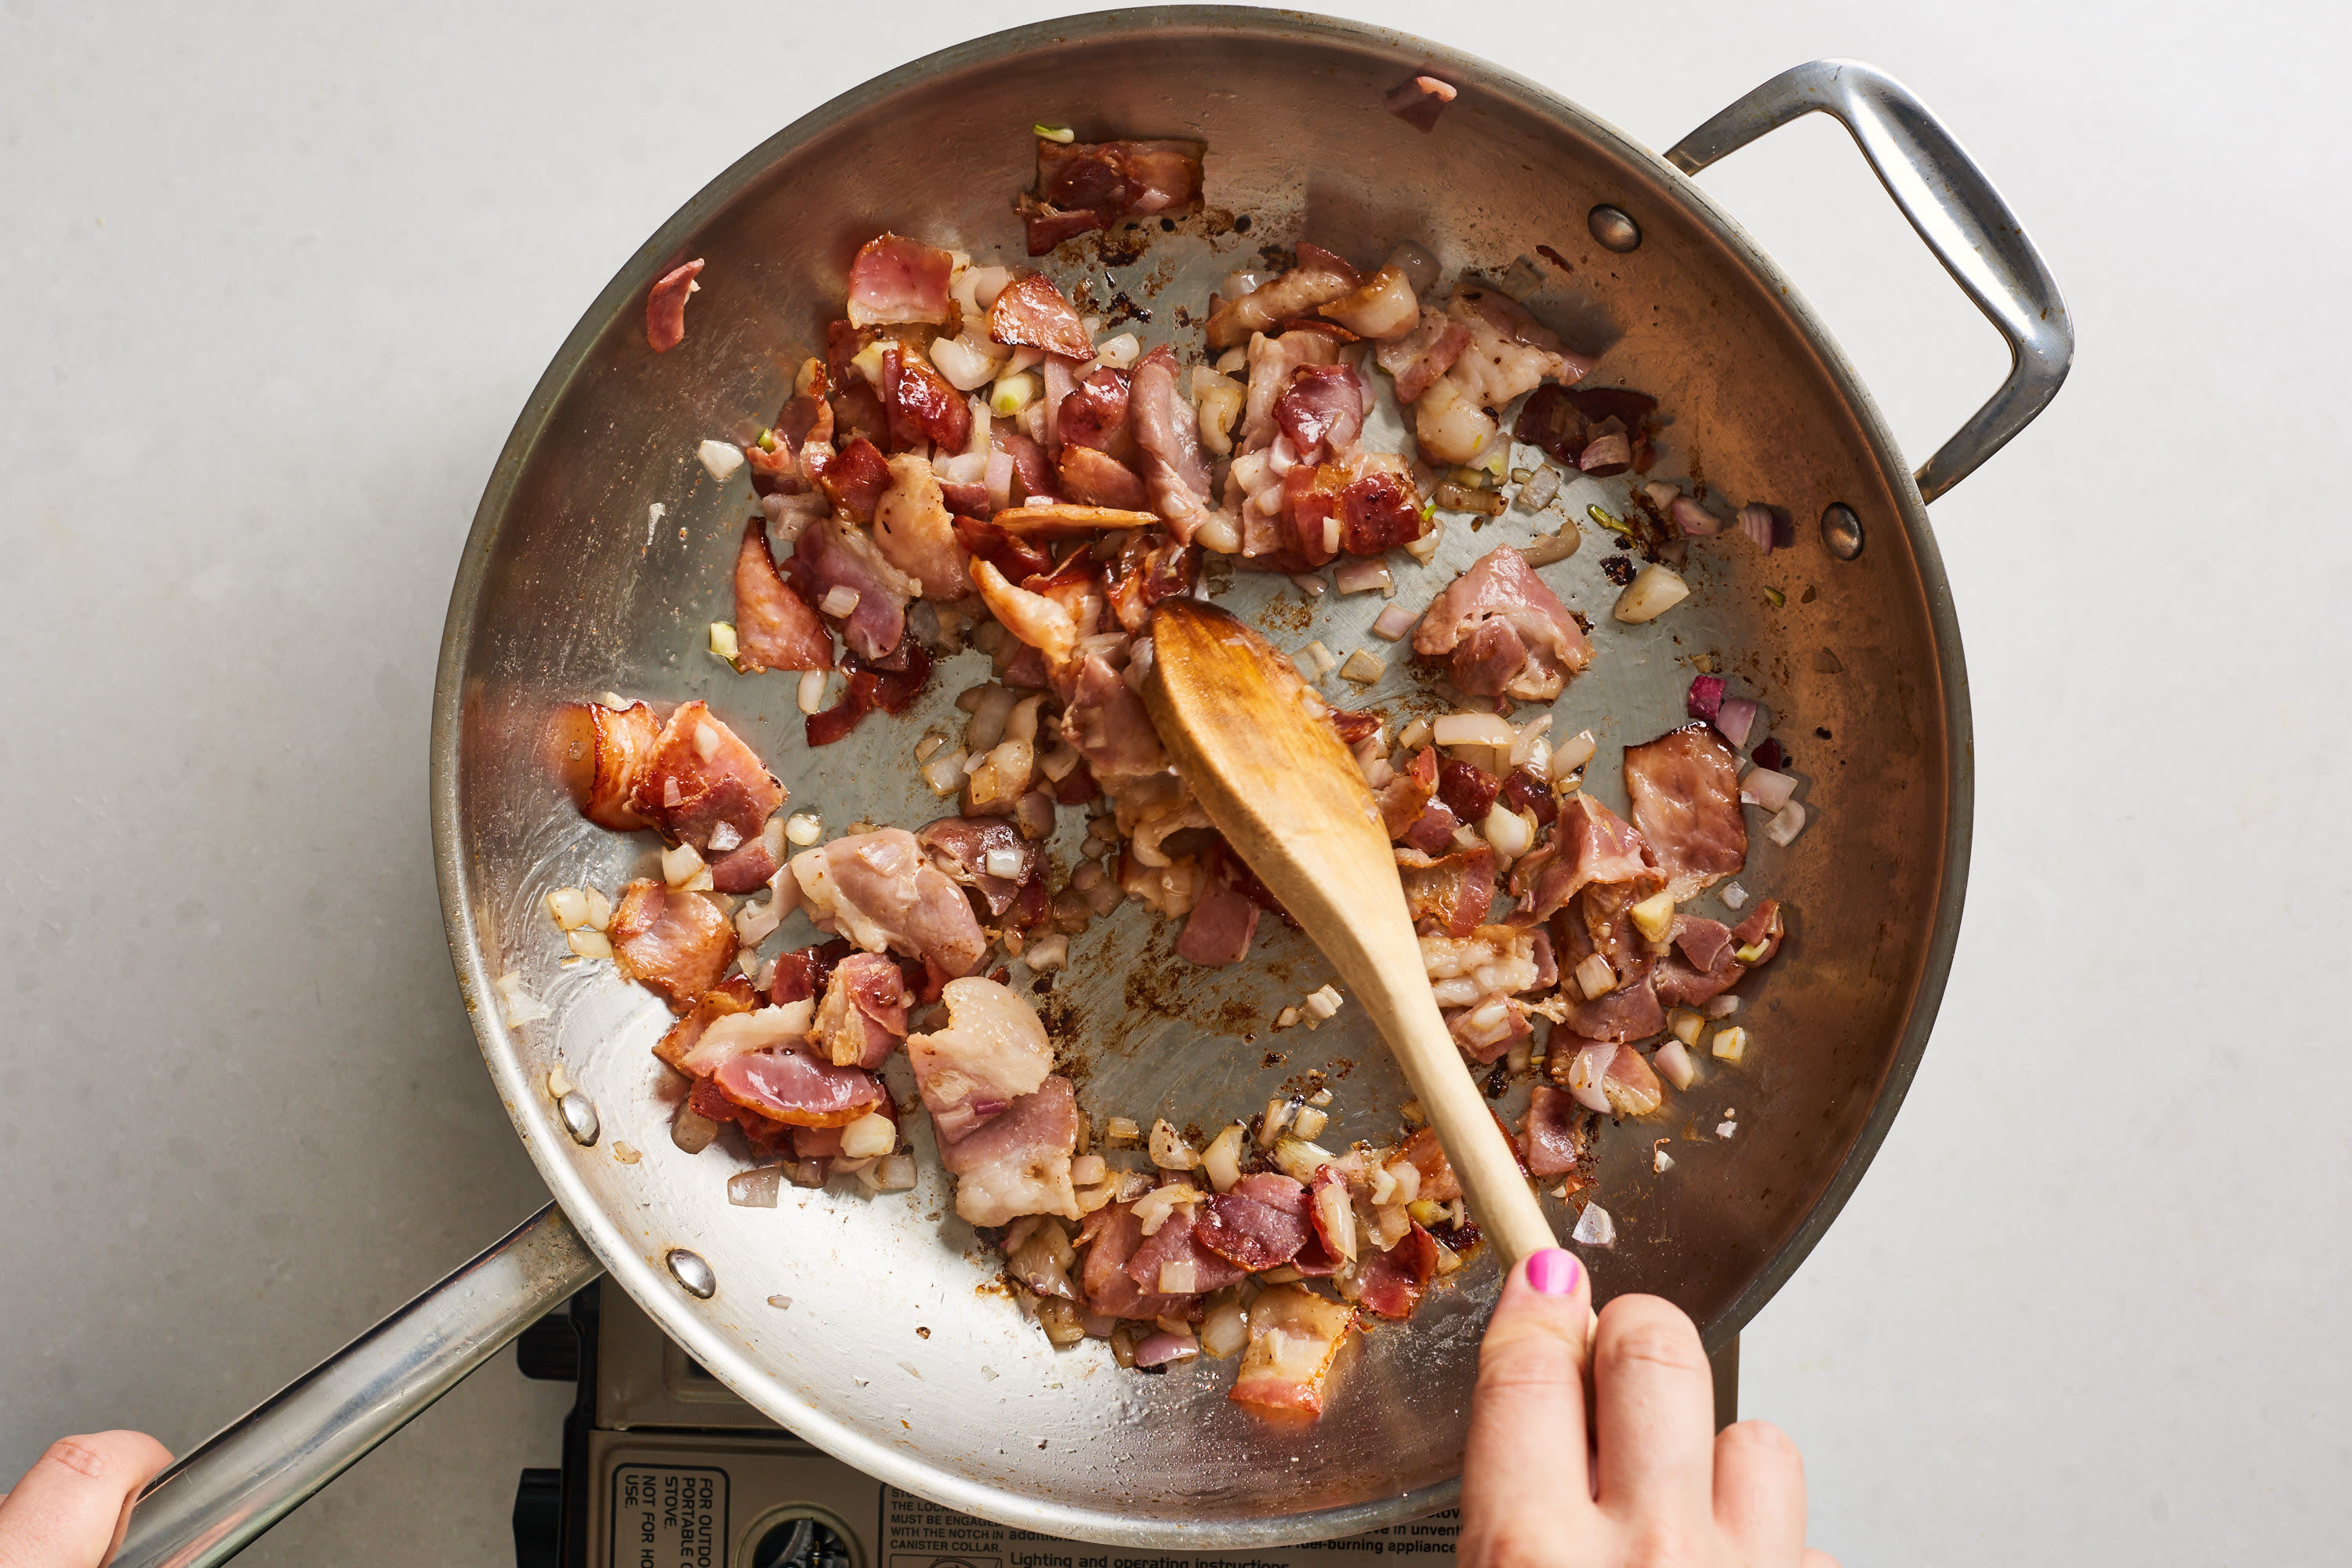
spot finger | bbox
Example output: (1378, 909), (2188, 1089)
(1590, 1294), (1716, 1518)
(0, 1431), (173, 1568)
(1462, 1247), (1597, 1546)
(1803, 1551), (1840, 1568)
(1713, 1420), (1807, 1562)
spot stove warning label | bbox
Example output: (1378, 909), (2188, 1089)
(879, 1487), (1456, 1567)
(613, 1465), (728, 1568)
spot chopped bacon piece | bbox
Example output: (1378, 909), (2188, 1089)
(953, 513), (1056, 582)
(1102, 528), (1196, 633)
(1413, 545), (1594, 701)
(1319, 265), (1421, 339)
(987, 272), (1094, 359)
(792, 827), (988, 978)
(972, 559), (1083, 672)
(793, 1123), (847, 1160)
(713, 1047), (886, 1127)
(937, 1073), (1082, 1226)
(1337, 459), (1425, 555)
(644, 258), (704, 353)
(1273, 364), (1365, 460)
(1732, 898), (1784, 965)
(652, 976), (759, 1073)
(771, 938), (852, 1005)
(916, 817), (1038, 920)
(1206, 244), (1363, 351)
(1653, 940), (1741, 1009)
(1397, 1126), (1463, 1203)
(1176, 873), (1261, 966)
(872, 453), (974, 601)
(1513, 793), (1657, 924)
(898, 973), (1049, 1147)
(989, 503), (1157, 539)
(881, 345), (971, 453)
(1058, 445), (1150, 511)
(1126, 1205), (1248, 1295)
(1385, 74), (1457, 132)
(1515, 383), (1660, 471)
(1443, 289), (1597, 410)
(1195, 1187), (1314, 1272)
(1127, 346), (1225, 544)
(731, 519), (833, 673)
(1400, 800), (1461, 855)
(1499, 765), (1557, 829)
(1230, 1284), (1356, 1417)
(708, 829), (781, 895)
(810, 952), (907, 1069)
(629, 701), (785, 855)
(1377, 746), (1439, 840)
(1374, 307), (1472, 404)
(1356, 1225), (1439, 1320)
(1438, 759), (1501, 822)
(1080, 1203), (1198, 1320)
(795, 514), (916, 662)
(1624, 725), (1747, 901)
(559, 699), (662, 831)
(1058, 650), (1170, 787)
(1562, 973), (1667, 1045)
(1448, 993), (1530, 1063)
(1237, 328), (1341, 456)
(1522, 1085), (1588, 1177)
(818, 435), (892, 521)
(668, 999), (815, 1080)
(1396, 843), (1496, 938)
(844, 234), (954, 328)
(1018, 138), (1205, 254)
(608, 880), (739, 1011)
(1056, 365), (1132, 453)
(805, 644), (932, 748)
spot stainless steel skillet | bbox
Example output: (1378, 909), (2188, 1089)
(117, 11), (2068, 1563)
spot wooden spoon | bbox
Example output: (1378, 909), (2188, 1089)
(1144, 597), (1558, 1268)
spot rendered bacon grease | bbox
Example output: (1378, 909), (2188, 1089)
(550, 132), (1813, 1416)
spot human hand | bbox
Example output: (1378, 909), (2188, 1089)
(1461, 1250), (1833, 1568)
(0, 1432), (172, 1568)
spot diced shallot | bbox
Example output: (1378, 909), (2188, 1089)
(1766, 800), (1809, 846)
(1738, 504), (1780, 554)
(1370, 603), (1417, 641)
(1334, 558), (1395, 596)
(1654, 1039), (1697, 1091)
(1134, 1328), (1199, 1368)
(1572, 1203), (1617, 1247)
(1671, 495), (1726, 536)
(1714, 697), (1762, 748)
(1613, 564), (1690, 623)
(1740, 767), (1798, 812)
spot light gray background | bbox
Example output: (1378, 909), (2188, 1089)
(3, 2), (2343, 1563)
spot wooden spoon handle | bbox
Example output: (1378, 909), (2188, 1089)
(1351, 930), (1559, 1269)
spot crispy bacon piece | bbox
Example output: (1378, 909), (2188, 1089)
(713, 1047), (886, 1128)
(953, 514), (1055, 583)
(1356, 1225), (1439, 1321)
(1273, 364), (1365, 460)
(938, 1073), (1082, 1226)
(652, 976), (760, 1073)
(1374, 307), (1472, 404)
(1733, 898), (1784, 965)
(1413, 545), (1594, 701)
(1058, 445), (1150, 511)
(645, 258), (704, 352)
(1056, 365), (1132, 452)
(818, 434), (892, 521)
(1522, 1086), (1588, 1178)
(1176, 873), (1261, 966)
(810, 952), (907, 1069)
(560, 699), (661, 831)
(916, 817), (1039, 920)
(1236, 328), (1341, 456)
(1059, 650), (1170, 787)
(1385, 74), (1458, 132)
(1398, 1126), (1464, 1203)
(1624, 725), (1747, 901)
(1438, 759), (1501, 822)
(1126, 1205), (1248, 1295)
(987, 272), (1094, 359)
(872, 453), (974, 601)
(770, 938), (851, 1005)
(1081, 1203), (1198, 1320)
(629, 701), (785, 855)
(806, 644), (932, 748)
(1396, 843), (1497, 938)
(793, 826), (987, 977)
(1499, 765), (1557, 829)
(1195, 1185), (1314, 1272)
(1127, 346), (1225, 544)
(1230, 1284), (1356, 1417)
(1335, 458), (1425, 555)
(731, 520), (833, 673)
(881, 345), (971, 453)
(1653, 915), (1742, 1008)
(1377, 746), (1439, 840)
(668, 999), (815, 1080)
(845, 234), (954, 327)
(972, 559), (1082, 670)
(1018, 137), (1205, 255)
(1206, 244), (1363, 351)
(989, 503), (1157, 539)
(1102, 529), (1196, 633)
(608, 880), (739, 1011)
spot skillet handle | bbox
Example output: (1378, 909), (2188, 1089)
(111, 1202), (603, 1568)
(1664, 59), (2072, 503)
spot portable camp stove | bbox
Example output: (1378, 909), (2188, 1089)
(509, 1284), (1470, 1568)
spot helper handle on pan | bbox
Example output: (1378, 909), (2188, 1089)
(112, 1202), (604, 1568)
(1665, 59), (2073, 503)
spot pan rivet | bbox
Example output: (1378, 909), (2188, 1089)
(1821, 503), (1864, 561)
(1588, 205), (1642, 252)
(557, 1091), (600, 1147)
(666, 1248), (717, 1299)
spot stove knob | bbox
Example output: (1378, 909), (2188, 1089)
(512, 1468), (563, 1568)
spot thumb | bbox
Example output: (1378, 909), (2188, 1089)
(1464, 1249), (1595, 1511)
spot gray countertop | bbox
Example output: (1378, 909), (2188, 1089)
(4, 2), (2343, 1564)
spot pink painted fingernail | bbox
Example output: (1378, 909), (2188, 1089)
(1526, 1248), (1581, 1296)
